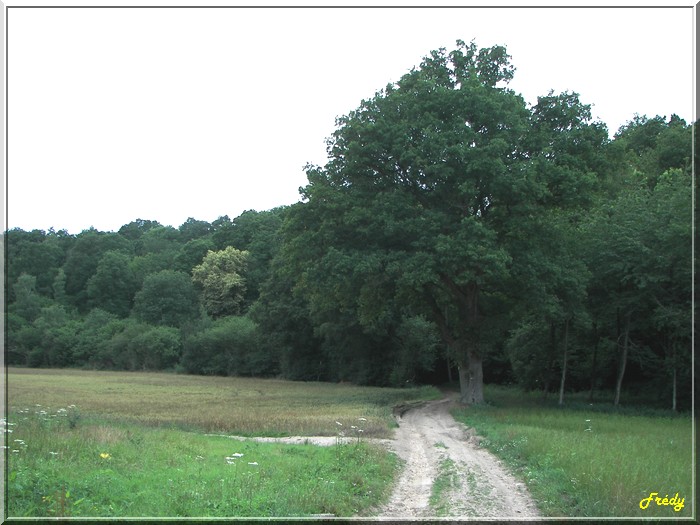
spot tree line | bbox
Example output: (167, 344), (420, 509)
(6, 41), (692, 410)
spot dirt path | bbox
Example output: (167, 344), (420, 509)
(210, 394), (540, 519)
(375, 393), (540, 519)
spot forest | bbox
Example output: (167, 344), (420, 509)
(5, 42), (693, 411)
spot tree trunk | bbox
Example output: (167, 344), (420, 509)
(542, 321), (556, 399)
(457, 351), (484, 404)
(671, 340), (677, 412)
(458, 359), (470, 403)
(558, 317), (570, 406)
(588, 323), (599, 402)
(672, 363), (677, 412)
(428, 279), (484, 405)
(442, 280), (484, 405)
(467, 350), (484, 404)
(613, 312), (631, 406)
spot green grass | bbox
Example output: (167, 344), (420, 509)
(5, 409), (395, 517)
(5, 367), (441, 518)
(451, 385), (693, 518)
(429, 458), (459, 517)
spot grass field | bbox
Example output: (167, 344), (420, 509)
(451, 385), (694, 519)
(4, 369), (694, 519)
(6, 367), (440, 437)
(4, 367), (441, 518)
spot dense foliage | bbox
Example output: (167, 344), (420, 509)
(5, 42), (692, 409)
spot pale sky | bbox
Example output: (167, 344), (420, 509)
(5, 1), (695, 234)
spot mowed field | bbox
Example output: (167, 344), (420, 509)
(4, 367), (441, 518)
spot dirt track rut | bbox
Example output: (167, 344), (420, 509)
(375, 394), (540, 518)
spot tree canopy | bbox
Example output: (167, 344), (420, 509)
(282, 40), (612, 403)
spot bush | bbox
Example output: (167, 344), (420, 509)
(181, 316), (272, 376)
(131, 325), (182, 370)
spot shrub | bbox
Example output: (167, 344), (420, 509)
(181, 316), (272, 376)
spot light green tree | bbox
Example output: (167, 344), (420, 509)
(191, 247), (249, 318)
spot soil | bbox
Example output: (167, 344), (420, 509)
(212, 393), (540, 519)
(374, 393), (540, 519)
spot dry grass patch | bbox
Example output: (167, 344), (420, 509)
(82, 425), (129, 445)
(8, 367), (440, 438)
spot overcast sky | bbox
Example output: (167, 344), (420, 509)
(5, 1), (695, 234)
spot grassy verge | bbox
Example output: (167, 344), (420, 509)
(5, 367), (441, 518)
(451, 385), (693, 518)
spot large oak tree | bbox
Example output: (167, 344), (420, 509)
(284, 41), (607, 403)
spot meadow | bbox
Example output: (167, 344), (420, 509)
(6, 367), (440, 437)
(4, 368), (693, 519)
(451, 385), (694, 519)
(4, 367), (440, 518)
